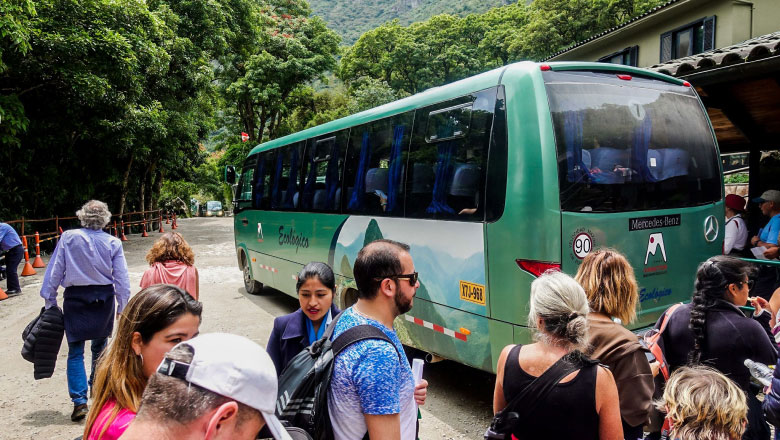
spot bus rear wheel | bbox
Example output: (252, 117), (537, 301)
(243, 258), (263, 295)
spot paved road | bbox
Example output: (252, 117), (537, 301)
(1, 217), (493, 439)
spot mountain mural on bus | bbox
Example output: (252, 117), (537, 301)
(332, 216), (494, 370)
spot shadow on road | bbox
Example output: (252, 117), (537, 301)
(23, 409), (71, 427)
(237, 285), (298, 318)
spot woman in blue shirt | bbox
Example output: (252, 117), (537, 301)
(266, 261), (340, 374)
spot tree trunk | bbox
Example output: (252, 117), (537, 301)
(152, 169), (163, 213)
(257, 104), (268, 143)
(118, 156), (134, 217)
(139, 165), (149, 218)
(239, 96), (257, 141)
(146, 160), (158, 215)
(268, 112), (277, 140)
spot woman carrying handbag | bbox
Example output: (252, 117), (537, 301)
(489, 271), (623, 440)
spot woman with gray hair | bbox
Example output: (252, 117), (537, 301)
(39, 199), (131, 422)
(492, 271), (623, 440)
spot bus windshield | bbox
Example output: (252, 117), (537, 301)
(207, 201), (222, 210)
(544, 71), (721, 212)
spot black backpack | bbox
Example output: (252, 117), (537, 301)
(275, 310), (399, 440)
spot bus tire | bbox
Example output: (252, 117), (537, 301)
(242, 256), (263, 295)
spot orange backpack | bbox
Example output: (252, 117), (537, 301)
(643, 303), (683, 381)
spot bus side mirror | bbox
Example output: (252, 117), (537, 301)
(225, 166), (237, 184)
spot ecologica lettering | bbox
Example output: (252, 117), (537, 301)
(639, 287), (672, 302)
(278, 226), (309, 252)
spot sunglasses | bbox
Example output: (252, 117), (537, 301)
(376, 272), (419, 286)
(736, 280), (755, 290)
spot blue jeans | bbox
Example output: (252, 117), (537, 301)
(66, 338), (107, 405)
(4, 244), (23, 291)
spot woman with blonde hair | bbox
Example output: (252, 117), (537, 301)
(84, 284), (201, 440)
(575, 249), (654, 440)
(660, 366), (748, 440)
(493, 271), (623, 440)
(140, 231), (199, 299)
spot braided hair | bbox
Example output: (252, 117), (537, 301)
(688, 256), (753, 365)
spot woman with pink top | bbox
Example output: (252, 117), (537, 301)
(140, 232), (199, 299)
(84, 284), (201, 440)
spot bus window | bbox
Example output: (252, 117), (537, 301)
(252, 151), (274, 210)
(236, 154), (257, 212)
(485, 86), (508, 222)
(545, 71), (721, 212)
(270, 142), (305, 210)
(406, 87), (496, 221)
(343, 112), (413, 216)
(300, 130), (348, 212)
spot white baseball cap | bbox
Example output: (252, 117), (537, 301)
(753, 190), (780, 204)
(157, 333), (292, 440)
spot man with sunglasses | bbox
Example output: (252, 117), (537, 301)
(328, 239), (428, 440)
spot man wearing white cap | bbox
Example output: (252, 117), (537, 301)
(751, 189), (780, 256)
(750, 190), (780, 299)
(119, 333), (292, 440)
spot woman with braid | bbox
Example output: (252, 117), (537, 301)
(655, 256), (776, 440)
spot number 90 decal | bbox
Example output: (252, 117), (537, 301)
(572, 232), (593, 259)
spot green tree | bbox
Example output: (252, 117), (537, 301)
(218, 0), (340, 144)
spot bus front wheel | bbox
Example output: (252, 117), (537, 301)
(243, 258), (263, 295)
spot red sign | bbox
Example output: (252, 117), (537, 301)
(241, 132), (249, 142)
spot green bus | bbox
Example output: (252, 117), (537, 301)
(228, 61), (723, 373)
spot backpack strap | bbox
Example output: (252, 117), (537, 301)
(656, 303), (683, 334)
(330, 319), (403, 440)
(331, 324), (400, 359)
(502, 350), (597, 418)
(489, 350), (597, 437)
(323, 309), (347, 340)
(647, 303), (683, 382)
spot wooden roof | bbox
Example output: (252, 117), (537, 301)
(645, 32), (780, 153)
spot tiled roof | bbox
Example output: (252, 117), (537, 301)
(644, 31), (780, 77)
(542, 0), (682, 61)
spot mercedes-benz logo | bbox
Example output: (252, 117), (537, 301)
(704, 215), (719, 242)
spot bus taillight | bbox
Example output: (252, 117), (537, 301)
(617, 74), (632, 81)
(515, 260), (561, 277)
(540, 64), (551, 71)
(683, 81), (691, 87)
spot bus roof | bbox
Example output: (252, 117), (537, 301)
(248, 61), (684, 156)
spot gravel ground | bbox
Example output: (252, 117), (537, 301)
(0, 217), (489, 439)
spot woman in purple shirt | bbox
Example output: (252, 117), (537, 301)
(39, 200), (131, 422)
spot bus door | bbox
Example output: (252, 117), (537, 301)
(544, 69), (723, 329)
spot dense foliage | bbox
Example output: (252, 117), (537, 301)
(1, 0), (668, 220)
(0, 0), (340, 219)
(339, 0), (666, 95)
(308, 0), (510, 45)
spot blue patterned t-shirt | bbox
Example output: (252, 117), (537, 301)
(327, 307), (416, 440)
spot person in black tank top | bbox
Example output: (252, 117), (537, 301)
(503, 344), (600, 439)
(492, 272), (623, 440)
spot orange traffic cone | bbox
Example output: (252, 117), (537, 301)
(165, 213), (170, 224)
(120, 220), (128, 241)
(141, 220), (149, 237)
(0, 286), (8, 300)
(158, 213), (164, 233)
(113, 221), (118, 237)
(172, 213), (178, 230)
(21, 236), (37, 276)
(32, 232), (45, 268)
